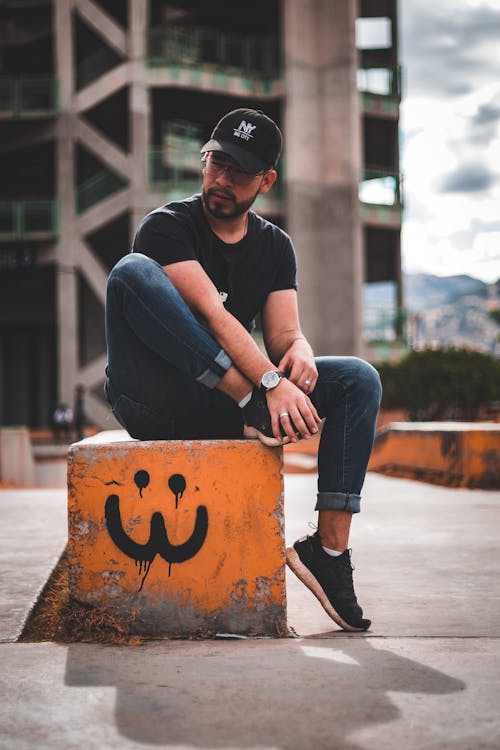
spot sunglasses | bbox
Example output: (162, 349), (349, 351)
(203, 153), (264, 187)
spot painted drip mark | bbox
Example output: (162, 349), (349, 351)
(168, 473), (186, 508)
(104, 478), (209, 591)
(136, 559), (152, 587)
(134, 470), (150, 498)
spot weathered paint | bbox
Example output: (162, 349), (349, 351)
(369, 422), (500, 489)
(67, 438), (286, 636)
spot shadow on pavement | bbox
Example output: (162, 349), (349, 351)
(64, 636), (465, 748)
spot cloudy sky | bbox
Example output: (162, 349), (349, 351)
(399, 0), (500, 282)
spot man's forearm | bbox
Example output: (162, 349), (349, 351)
(205, 304), (320, 442)
(205, 308), (276, 386)
(265, 329), (313, 365)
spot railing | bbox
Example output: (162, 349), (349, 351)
(364, 304), (407, 343)
(76, 171), (129, 214)
(0, 200), (59, 238)
(0, 77), (59, 118)
(164, 119), (203, 142)
(162, 120), (205, 172)
(147, 26), (280, 80)
(149, 150), (202, 196)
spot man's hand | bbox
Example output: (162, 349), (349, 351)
(266, 377), (322, 443)
(278, 339), (318, 395)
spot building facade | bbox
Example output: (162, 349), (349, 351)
(0, 0), (402, 429)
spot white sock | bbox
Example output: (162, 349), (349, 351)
(238, 391), (253, 408)
(322, 545), (343, 557)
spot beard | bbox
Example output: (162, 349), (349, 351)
(202, 184), (261, 220)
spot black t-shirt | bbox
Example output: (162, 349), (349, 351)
(132, 194), (297, 331)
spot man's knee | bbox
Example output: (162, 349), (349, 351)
(316, 356), (382, 406)
(109, 252), (151, 283)
(355, 358), (382, 400)
(107, 254), (172, 304)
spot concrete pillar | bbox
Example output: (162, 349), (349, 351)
(284, 0), (363, 356)
(54, 0), (79, 404)
(129, 0), (151, 234)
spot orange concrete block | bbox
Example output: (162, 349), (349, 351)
(369, 422), (500, 489)
(67, 434), (286, 636)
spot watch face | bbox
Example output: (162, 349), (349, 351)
(262, 371), (281, 390)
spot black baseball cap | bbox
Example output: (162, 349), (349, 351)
(201, 108), (283, 175)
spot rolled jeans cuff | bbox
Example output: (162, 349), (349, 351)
(315, 492), (361, 514)
(196, 349), (232, 389)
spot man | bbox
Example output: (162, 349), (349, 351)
(105, 108), (382, 632)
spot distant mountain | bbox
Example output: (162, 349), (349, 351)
(402, 273), (500, 354)
(363, 273), (500, 354)
(404, 273), (489, 312)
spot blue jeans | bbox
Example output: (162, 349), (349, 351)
(105, 254), (382, 513)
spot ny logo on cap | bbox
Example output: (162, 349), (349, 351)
(233, 120), (256, 141)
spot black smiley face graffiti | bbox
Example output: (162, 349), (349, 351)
(104, 471), (208, 591)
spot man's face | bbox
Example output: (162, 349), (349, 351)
(201, 152), (269, 220)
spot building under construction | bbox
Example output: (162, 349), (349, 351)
(0, 0), (402, 429)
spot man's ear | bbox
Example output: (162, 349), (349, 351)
(258, 169), (277, 195)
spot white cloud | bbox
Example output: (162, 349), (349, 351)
(474, 231), (500, 258)
(399, 0), (500, 282)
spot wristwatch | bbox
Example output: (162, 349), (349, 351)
(260, 370), (285, 391)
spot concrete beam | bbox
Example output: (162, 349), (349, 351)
(56, 264), (79, 404)
(74, 63), (129, 113)
(128, 1), (149, 218)
(76, 187), (131, 235)
(83, 391), (118, 430)
(74, 0), (127, 56)
(129, 0), (147, 60)
(77, 353), (108, 390)
(75, 118), (130, 180)
(55, 112), (79, 405)
(53, 0), (74, 109)
(76, 240), (108, 305)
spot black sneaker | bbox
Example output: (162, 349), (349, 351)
(286, 532), (371, 632)
(242, 386), (291, 447)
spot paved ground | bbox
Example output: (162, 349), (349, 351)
(1, 471), (499, 749)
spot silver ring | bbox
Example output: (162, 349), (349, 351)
(279, 412), (289, 418)
(305, 379), (311, 386)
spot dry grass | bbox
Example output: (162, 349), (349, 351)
(20, 550), (289, 644)
(20, 548), (142, 645)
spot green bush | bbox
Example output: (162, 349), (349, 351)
(377, 347), (500, 421)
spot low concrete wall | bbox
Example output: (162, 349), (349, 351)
(0, 427), (35, 487)
(369, 422), (500, 489)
